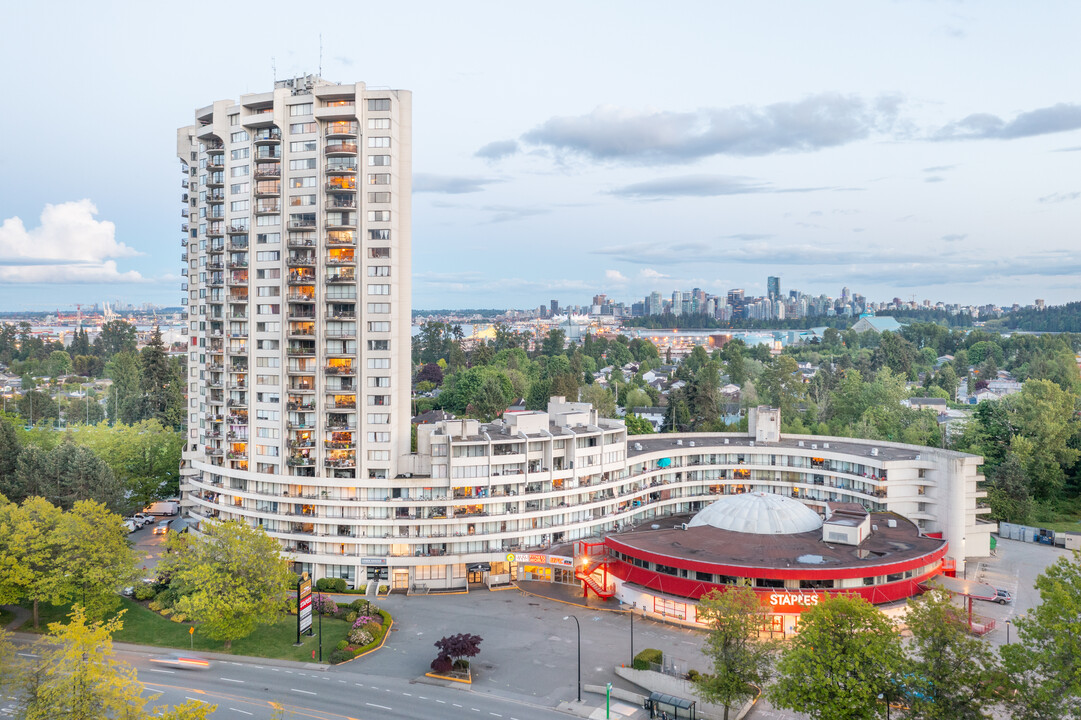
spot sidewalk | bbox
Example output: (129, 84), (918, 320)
(515, 581), (627, 612)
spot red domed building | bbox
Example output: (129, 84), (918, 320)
(587, 492), (947, 629)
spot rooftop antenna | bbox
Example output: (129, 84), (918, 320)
(319, 34), (323, 77)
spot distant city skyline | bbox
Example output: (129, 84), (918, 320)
(2, 2), (1081, 310)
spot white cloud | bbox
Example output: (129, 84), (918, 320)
(0, 200), (145, 284)
(640, 269), (669, 279)
(605, 269), (628, 282)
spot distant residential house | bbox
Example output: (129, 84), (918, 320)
(720, 383), (741, 396)
(935, 355), (955, 367)
(629, 407), (666, 432)
(906, 397), (948, 412)
(851, 315), (904, 334)
(505, 397), (528, 414)
(412, 409), (456, 425)
(669, 380), (687, 392)
(987, 378), (1023, 397)
(967, 389), (1000, 404)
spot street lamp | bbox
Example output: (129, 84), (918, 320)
(629, 602), (635, 667)
(563, 614), (581, 703)
(1005, 619), (1011, 644)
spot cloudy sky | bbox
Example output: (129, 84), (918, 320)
(2, 1), (1079, 311)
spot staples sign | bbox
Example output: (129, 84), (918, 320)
(768, 592), (820, 611)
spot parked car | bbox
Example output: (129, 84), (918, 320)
(994, 588), (1013, 604)
(133, 513), (154, 527)
(122, 519), (137, 533)
(153, 519), (173, 535)
(145, 501), (179, 516)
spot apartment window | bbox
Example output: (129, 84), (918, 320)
(367, 173), (390, 185)
(256, 373), (279, 386)
(367, 266), (390, 277)
(367, 322), (390, 333)
(256, 251), (280, 262)
(230, 165), (250, 177)
(369, 229), (390, 240)
(256, 409), (281, 421)
(255, 445), (280, 458)
(368, 450), (390, 461)
(255, 322), (280, 332)
(255, 268), (281, 279)
(367, 376), (390, 386)
(290, 140), (317, 152)
(290, 176), (316, 188)
(230, 182), (249, 195)
(256, 304), (280, 315)
(230, 148), (250, 160)
(289, 194), (317, 207)
(367, 340), (389, 351)
(289, 103), (314, 116)
(368, 118), (390, 129)
(368, 155), (390, 167)
(367, 99), (391, 111)
(257, 392), (280, 403)
(367, 210), (391, 222)
(366, 303), (390, 314)
(290, 121), (318, 134)
(368, 192), (391, 203)
(231, 200), (250, 212)
(367, 358), (390, 368)
(256, 232), (280, 245)
(229, 114), (239, 126)
(367, 432), (390, 443)
(289, 158), (317, 171)
(367, 137), (391, 148)
(367, 413), (390, 424)
(257, 339), (280, 349)
(367, 284), (390, 295)
(230, 130), (250, 142)
(256, 356), (281, 367)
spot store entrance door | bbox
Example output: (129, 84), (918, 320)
(468, 570), (485, 584)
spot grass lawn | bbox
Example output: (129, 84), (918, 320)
(19, 599), (353, 663)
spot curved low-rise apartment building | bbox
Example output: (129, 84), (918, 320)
(184, 400), (990, 592)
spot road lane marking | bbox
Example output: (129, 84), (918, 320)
(490, 713), (502, 717)
(436, 700), (446, 704)
(219, 678), (244, 683)
(291, 688), (316, 695)
(229, 709), (253, 716)
(453, 703), (462, 708)
(402, 692), (412, 696)
(366, 703), (392, 710)
(16, 653), (39, 658)
(147, 669), (175, 674)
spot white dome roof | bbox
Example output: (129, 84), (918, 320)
(687, 493), (823, 535)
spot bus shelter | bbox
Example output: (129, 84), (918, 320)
(646, 691), (696, 719)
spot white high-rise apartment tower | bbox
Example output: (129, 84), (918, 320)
(178, 76), (412, 582)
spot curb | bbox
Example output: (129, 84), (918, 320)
(335, 614), (394, 665)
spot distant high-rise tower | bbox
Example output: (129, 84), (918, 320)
(767, 276), (780, 301)
(177, 76), (412, 584)
(550, 299), (559, 316)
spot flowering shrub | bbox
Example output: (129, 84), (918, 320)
(348, 627), (374, 646)
(312, 594), (338, 615)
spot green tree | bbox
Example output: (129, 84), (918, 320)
(105, 351), (143, 425)
(984, 454), (1034, 524)
(95, 319), (138, 357)
(473, 374), (510, 421)
(1001, 549), (1081, 719)
(694, 586), (775, 720)
(579, 384), (617, 418)
(57, 501), (139, 621)
(758, 355), (804, 418)
(541, 328), (566, 356)
(0, 496), (67, 628)
(624, 413), (655, 435)
(139, 328), (184, 428)
(0, 418), (20, 495)
(623, 387), (652, 411)
(47, 350), (73, 378)
(17, 390), (59, 425)
(769, 594), (904, 720)
(904, 589), (1000, 719)
(162, 520), (293, 649)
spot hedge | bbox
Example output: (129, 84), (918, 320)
(633, 648), (663, 670)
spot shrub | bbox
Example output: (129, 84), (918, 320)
(311, 594), (338, 615)
(378, 585), (388, 594)
(431, 655), (453, 673)
(155, 588), (180, 608)
(328, 649), (353, 665)
(350, 599), (379, 614)
(345, 611), (357, 623)
(348, 627), (374, 646)
(315, 578), (348, 592)
(687, 669), (700, 681)
(147, 601), (162, 612)
(170, 613), (188, 623)
(133, 584), (156, 601)
(633, 648), (662, 670)
(160, 608), (173, 617)
(335, 640), (349, 652)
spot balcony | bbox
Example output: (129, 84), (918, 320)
(326, 420), (356, 431)
(206, 225), (224, 238)
(324, 141), (358, 156)
(288, 218), (317, 229)
(325, 254), (355, 266)
(325, 161), (358, 174)
(289, 438), (315, 450)
(287, 346), (316, 356)
(255, 201), (281, 214)
(326, 271), (355, 283)
(207, 174), (224, 187)
(288, 272), (317, 286)
(228, 239), (249, 251)
(255, 148), (281, 160)
(227, 260), (249, 271)
(326, 231), (356, 246)
(287, 308), (316, 321)
(325, 121), (358, 138)
(324, 329), (356, 339)
(326, 399), (357, 410)
(326, 197), (357, 209)
(287, 291), (315, 302)
(207, 277), (224, 288)
(206, 156), (224, 171)
(287, 400), (316, 411)
(288, 253), (316, 267)
(287, 455), (315, 467)
(324, 213), (355, 229)
(288, 236), (316, 249)
(254, 163), (281, 178)
(227, 224), (249, 235)
(253, 128), (281, 144)
(325, 457), (356, 469)
(324, 365), (355, 375)
(326, 179), (357, 192)
(205, 140), (224, 151)
(206, 191), (225, 203)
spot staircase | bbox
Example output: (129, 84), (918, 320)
(574, 541), (615, 599)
